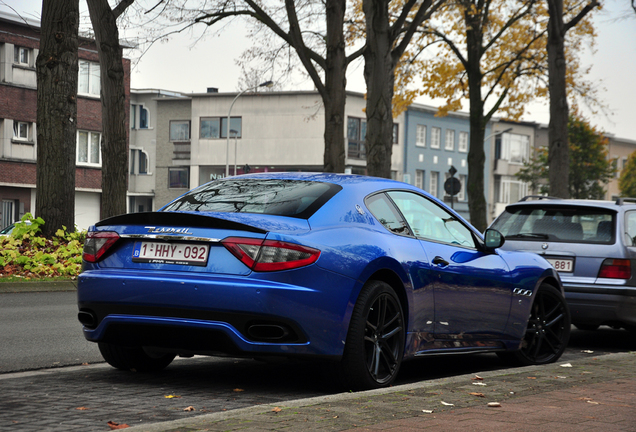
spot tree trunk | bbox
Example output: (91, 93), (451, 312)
(363, 0), (394, 179)
(322, 0), (347, 173)
(547, 0), (569, 198)
(86, 0), (129, 218)
(465, 9), (488, 232)
(35, 0), (79, 237)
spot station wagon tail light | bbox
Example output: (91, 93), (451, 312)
(597, 259), (632, 279)
(222, 237), (320, 272)
(83, 231), (120, 263)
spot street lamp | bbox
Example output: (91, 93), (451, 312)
(484, 127), (513, 143)
(225, 80), (274, 177)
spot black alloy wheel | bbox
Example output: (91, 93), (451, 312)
(500, 284), (570, 366)
(340, 280), (405, 390)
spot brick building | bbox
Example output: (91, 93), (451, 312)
(0, 11), (130, 230)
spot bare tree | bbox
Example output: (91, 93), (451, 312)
(138, 0), (363, 173)
(86, 0), (134, 218)
(36, 0), (80, 237)
(362, 0), (444, 178)
(546, 0), (599, 198)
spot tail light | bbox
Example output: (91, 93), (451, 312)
(83, 231), (120, 263)
(222, 237), (320, 272)
(597, 259), (632, 279)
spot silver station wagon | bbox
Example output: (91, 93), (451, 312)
(490, 197), (636, 333)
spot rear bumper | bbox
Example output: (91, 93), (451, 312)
(563, 282), (636, 328)
(77, 268), (358, 358)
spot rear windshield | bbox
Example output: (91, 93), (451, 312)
(491, 205), (615, 244)
(162, 179), (341, 219)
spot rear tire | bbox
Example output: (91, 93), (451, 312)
(98, 342), (175, 372)
(339, 280), (405, 390)
(498, 284), (570, 366)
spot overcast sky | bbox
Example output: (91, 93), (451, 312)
(3, 0), (635, 141)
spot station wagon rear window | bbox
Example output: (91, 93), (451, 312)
(162, 179), (341, 219)
(491, 205), (615, 244)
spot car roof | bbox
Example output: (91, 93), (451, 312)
(505, 196), (636, 212)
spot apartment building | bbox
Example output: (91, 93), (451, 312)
(146, 89), (405, 209)
(0, 11), (131, 231)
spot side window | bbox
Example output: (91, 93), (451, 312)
(625, 211), (636, 246)
(366, 194), (411, 236)
(387, 191), (475, 248)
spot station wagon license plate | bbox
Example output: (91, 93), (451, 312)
(546, 258), (574, 273)
(132, 241), (209, 266)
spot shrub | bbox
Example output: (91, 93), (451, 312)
(0, 214), (86, 279)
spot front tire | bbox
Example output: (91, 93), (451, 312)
(98, 342), (175, 372)
(499, 284), (570, 366)
(340, 280), (405, 390)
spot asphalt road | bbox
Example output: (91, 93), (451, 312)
(0, 291), (102, 373)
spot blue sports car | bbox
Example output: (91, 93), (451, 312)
(78, 173), (570, 389)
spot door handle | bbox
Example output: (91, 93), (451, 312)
(432, 256), (449, 267)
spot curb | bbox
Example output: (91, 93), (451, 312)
(0, 281), (77, 293)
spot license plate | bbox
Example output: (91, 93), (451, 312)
(546, 258), (574, 273)
(132, 241), (209, 266)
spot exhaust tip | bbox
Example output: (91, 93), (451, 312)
(247, 324), (290, 341)
(78, 311), (97, 328)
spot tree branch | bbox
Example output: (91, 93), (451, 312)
(563, 1), (600, 33)
(113, 0), (135, 19)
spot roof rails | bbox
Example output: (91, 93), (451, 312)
(615, 198), (636, 205)
(518, 195), (559, 202)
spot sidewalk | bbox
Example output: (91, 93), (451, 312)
(125, 351), (636, 432)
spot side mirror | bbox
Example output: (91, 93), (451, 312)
(484, 229), (505, 250)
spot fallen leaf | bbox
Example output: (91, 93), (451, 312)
(487, 402), (502, 408)
(164, 395), (181, 399)
(76, 407), (89, 411)
(560, 363), (573, 368)
(233, 388), (244, 392)
(555, 376), (567, 379)
(473, 382), (487, 386)
(586, 400), (600, 405)
(527, 377), (537, 380)
(441, 401), (454, 406)
(469, 392), (485, 398)
(183, 406), (195, 412)
(333, 415), (339, 418)
(107, 421), (130, 430)
(422, 410), (434, 414)
(581, 350), (594, 354)
(472, 375), (484, 381)
(272, 407), (282, 413)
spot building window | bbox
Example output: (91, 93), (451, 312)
(13, 121), (30, 141)
(77, 131), (101, 166)
(78, 60), (100, 96)
(458, 174), (467, 201)
(131, 105), (149, 129)
(458, 131), (468, 153)
(445, 129), (455, 151)
(498, 178), (528, 204)
(130, 149), (149, 175)
(392, 123), (399, 145)
(500, 133), (530, 164)
(416, 125), (426, 147)
(431, 127), (441, 149)
(170, 120), (190, 141)
(415, 170), (424, 189)
(139, 106), (148, 129)
(430, 171), (439, 198)
(347, 117), (366, 159)
(14, 46), (30, 65)
(200, 117), (242, 139)
(169, 167), (189, 189)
